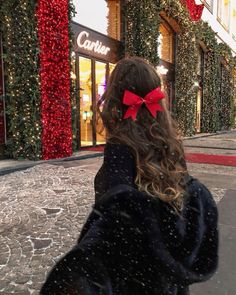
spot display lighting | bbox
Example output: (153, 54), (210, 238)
(37, 0), (72, 160)
(157, 65), (169, 75)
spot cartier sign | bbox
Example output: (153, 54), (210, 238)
(71, 22), (122, 63)
(77, 31), (111, 56)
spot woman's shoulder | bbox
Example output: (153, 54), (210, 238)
(104, 141), (134, 160)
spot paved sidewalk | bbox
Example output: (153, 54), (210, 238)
(0, 150), (103, 176)
(0, 157), (236, 294)
(0, 130), (236, 294)
(0, 130), (235, 176)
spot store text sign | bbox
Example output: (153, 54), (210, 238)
(71, 22), (123, 63)
(77, 31), (111, 56)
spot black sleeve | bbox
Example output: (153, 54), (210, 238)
(94, 143), (137, 202)
(40, 187), (146, 295)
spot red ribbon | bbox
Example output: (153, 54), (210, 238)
(123, 87), (165, 121)
(181, 0), (204, 21)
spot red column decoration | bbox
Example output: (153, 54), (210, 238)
(181, 0), (204, 21)
(37, 0), (72, 160)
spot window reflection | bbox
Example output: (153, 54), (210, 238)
(95, 61), (107, 144)
(158, 23), (174, 64)
(232, 1), (236, 40)
(217, 0), (230, 30)
(79, 57), (93, 146)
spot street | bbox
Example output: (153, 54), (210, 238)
(0, 131), (236, 294)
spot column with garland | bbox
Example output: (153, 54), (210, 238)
(0, 0), (73, 160)
(0, 0), (41, 160)
(37, 0), (72, 160)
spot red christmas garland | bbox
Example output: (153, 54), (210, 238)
(37, 0), (72, 160)
(181, 0), (204, 21)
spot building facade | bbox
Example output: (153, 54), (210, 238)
(0, 0), (235, 160)
(157, 0), (236, 134)
(70, 0), (123, 148)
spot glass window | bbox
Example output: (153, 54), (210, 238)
(79, 57), (93, 146)
(109, 63), (116, 75)
(70, 52), (78, 149)
(232, 1), (236, 40)
(73, 0), (121, 40)
(95, 61), (107, 144)
(217, 0), (230, 30)
(158, 22), (175, 64)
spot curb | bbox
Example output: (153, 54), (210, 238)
(183, 130), (235, 140)
(0, 130), (235, 176)
(184, 145), (236, 151)
(0, 152), (104, 176)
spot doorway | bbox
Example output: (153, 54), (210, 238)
(195, 46), (204, 133)
(75, 55), (115, 148)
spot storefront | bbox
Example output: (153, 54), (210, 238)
(0, 33), (6, 158)
(71, 22), (123, 148)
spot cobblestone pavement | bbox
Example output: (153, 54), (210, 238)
(0, 159), (233, 294)
(0, 164), (96, 294)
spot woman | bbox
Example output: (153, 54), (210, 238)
(40, 57), (218, 295)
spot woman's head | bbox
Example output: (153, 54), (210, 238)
(98, 56), (187, 211)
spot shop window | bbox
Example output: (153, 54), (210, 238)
(79, 57), (93, 146)
(95, 61), (107, 144)
(217, 0), (230, 31)
(73, 0), (121, 40)
(157, 20), (175, 112)
(232, 1), (236, 40)
(158, 22), (174, 64)
(195, 46), (204, 133)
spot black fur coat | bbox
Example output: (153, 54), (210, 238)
(40, 144), (218, 295)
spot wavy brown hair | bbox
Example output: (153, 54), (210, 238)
(97, 57), (188, 211)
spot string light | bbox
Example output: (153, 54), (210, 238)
(160, 0), (235, 134)
(37, 0), (73, 160)
(0, 0), (41, 159)
(0, 0), (235, 160)
(125, 0), (160, 66)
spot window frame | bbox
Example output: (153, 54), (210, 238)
(217, 0), (230, 32)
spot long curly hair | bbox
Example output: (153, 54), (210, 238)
(97, 57), (188, 211)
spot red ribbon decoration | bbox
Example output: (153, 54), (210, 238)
(123, 87), (165, 121)
(37, 0), (72, 160)
(181, 0), (204, 21)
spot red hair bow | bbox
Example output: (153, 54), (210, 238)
(123, 87), (165, 121)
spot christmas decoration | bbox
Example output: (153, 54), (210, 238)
(218, 43), (235, 129)
(161, 0), (199, 135)
(0, 0), (235, 160)
(123, 87), (165, 120)
(0, 0), (41, 160)
(181, 0), (204, 21)
(125, 0), (161, 66)
(161, 0), (235, 134)
(37, 0), (72, 160)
